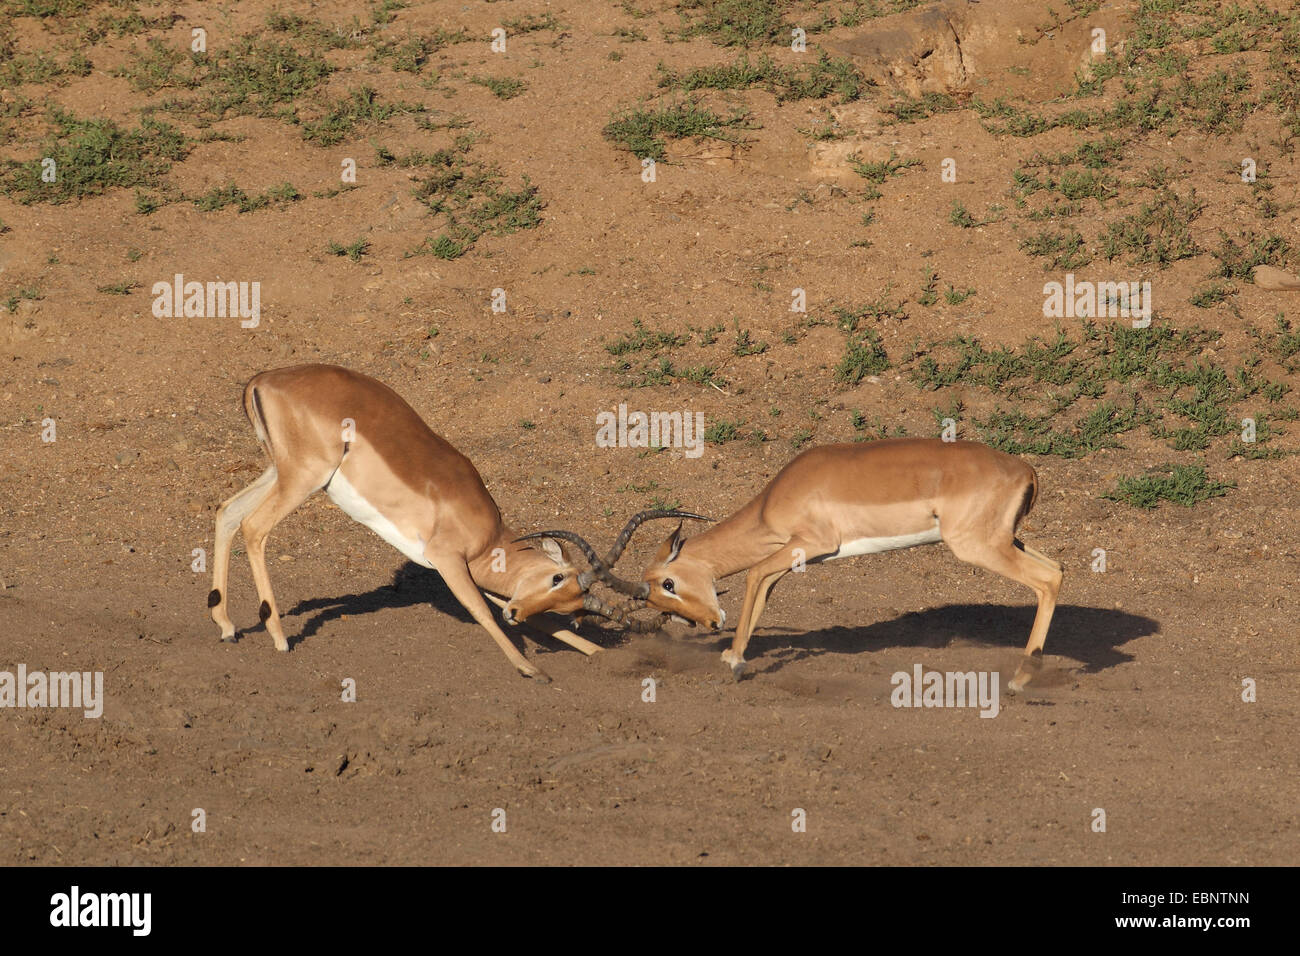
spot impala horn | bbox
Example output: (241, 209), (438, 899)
(513, 529), (648, 597)
(581, 594), (670, 633)
(604, 509), (711, 568)
(515, 510), (707, 598)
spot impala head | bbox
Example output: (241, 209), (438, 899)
(508, 510), (710, 626)
(502, 537), (588, 624)
(640, 523), (725, 630)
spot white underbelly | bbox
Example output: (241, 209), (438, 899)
(326, 471), (434, 568)
(828, 520), (942, 560)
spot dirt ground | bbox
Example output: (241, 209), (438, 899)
(0, 0), (1297, 866)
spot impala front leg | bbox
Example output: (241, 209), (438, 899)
(482, 592), (603, 656)
(435, 557), (551, 682)
(723, 540), (819, 679)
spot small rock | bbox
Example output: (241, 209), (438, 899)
(115, 450), (138, 465)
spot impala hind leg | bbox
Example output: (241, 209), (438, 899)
(435, 558), (551, 682)
(209, 466), (277, 642)
(239, 475), (319, 652)
(946, 534), (1063, 694)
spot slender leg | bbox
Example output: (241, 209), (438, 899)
(434, 557), (551, 682)
(722, 540), (821, 678)
(239, 476), (319, 652)
(209, 466), (277, 641)
(723, 569), (786, 677)
(747, 571), (784, 638)
(1017, 539), (1061, 573)
(482, 592), (603, 656)
(722, 568), (788, 678)
(946, 534), (1063, 693)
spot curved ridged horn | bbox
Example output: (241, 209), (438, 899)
(603, 510), (711, 567)
(581, 595), (670, 634)
(622, 612), (670, 634)
(582, 593), (638, 620)
(514, 530), (646, 597)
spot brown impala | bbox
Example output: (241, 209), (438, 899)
(536, 439), (1063, 693)
(208, 365), (693, 682)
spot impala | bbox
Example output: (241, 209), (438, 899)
(207, 364), (688, 681)
(559, 439), (1063, 693)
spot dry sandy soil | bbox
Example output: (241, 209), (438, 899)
(0, 0), (1297, 865)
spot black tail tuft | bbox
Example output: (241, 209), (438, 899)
(1015, 469), (1039, 528)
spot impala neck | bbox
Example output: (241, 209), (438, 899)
(466, 526), (537, 596)
(680, 497), (782, 581)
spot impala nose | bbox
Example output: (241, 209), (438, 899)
(718, 609), (727, 628)
(502, 605), (519, 625)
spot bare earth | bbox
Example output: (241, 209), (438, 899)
(0, 0), (1296, 865)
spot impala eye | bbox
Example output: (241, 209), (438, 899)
(552, 574), (565, 587)
(662, 579), (675, 594)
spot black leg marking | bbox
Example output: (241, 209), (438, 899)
(208, 588), (222, 608)
(259, 600), (272, 623)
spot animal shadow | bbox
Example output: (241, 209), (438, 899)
(739, 603), (1156, 677)
(276, 563), (596, 654)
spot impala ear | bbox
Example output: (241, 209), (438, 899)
(537, 537), (565, 565)
(655, 522), (685, 565)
